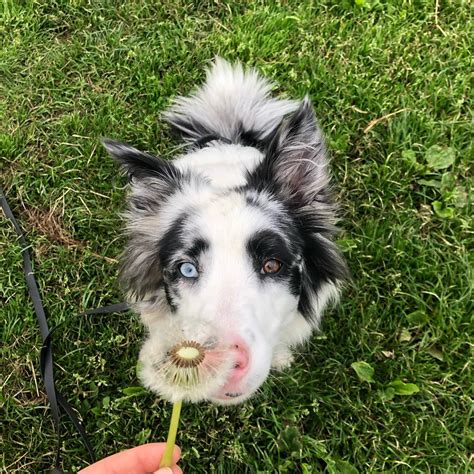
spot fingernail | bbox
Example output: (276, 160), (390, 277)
(154, 468), (173, 474)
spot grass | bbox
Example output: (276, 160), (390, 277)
(1, 0), (472, 472)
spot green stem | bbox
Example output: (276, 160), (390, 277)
(160, 399), (183, 468)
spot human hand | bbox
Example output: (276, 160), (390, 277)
(78, 443), (181, 474)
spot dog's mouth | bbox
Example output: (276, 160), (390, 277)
(209, 376), (252, 405)
(210, 391), (248, 405)
(210, 375), (247, 404)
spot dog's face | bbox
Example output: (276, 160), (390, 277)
(103, 100), (347, 404)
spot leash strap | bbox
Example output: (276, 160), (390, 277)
(1, 187), (129, 472)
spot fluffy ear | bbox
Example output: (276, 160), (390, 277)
(248, 101), (348, 318)
(248, 98), (331, 208)
(102, 139), (187, 299)
(102, 138), (186, 214)
(102, 138), (181, 182)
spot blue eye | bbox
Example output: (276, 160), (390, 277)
(179, 262), (199, 279)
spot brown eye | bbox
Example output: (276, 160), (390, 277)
(261, 258), (282, 275)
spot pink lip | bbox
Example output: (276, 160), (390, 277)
(213, 364), (249, 400)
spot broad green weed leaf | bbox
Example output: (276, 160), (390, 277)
(406, 310), (428, 326)
(102, 396), (110, 408)
(440, 172), (455, 192)
(278, 426), (302, 454)
(425, 145), (455, 170)
(351, 361), (375, 382)
(432, 201), (454, 218)
(122, 386), (147, 396)
(417, 179), (441, 188)
(378, 387), (396, 401)
(452, 186), (470, 208)
(401, 149), (416, 166)
(402, 149), (425, 171)
(301, 464), (313, 474)
(387, 380), (420, 396)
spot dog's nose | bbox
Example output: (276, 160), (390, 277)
(228, 336), (250, 383)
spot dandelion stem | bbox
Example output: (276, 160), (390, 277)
(160, 399), (183, 468)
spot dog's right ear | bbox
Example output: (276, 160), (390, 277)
(102, 138), (186, 214)
(102, 138), (181, 183)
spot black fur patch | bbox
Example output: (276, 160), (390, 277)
(246, 230), (295, 280)
(168, 117), (214, 144)
(186, 238), (209, 262)
(163, 281), (178, 312)
(157, 217), (210, 311)
(289, 264), (303, 298)
(237, 123), (274, 150)
(157, 213), (190, 311)
(244, 150), (280, 197)
(297, 234), (348, 317)
(168, 117), (275, 151)
(158, 213), (189, 269)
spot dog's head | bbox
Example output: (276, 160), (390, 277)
(103, 99), (347, 404)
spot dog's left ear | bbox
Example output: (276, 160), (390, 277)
(248, 97), (331, 208)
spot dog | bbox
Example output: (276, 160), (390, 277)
(102, 58), (348, 405)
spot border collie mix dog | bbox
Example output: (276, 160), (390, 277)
(102, 58), (348, 405)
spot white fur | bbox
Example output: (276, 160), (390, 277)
(164, 57), (299, 143)
(174, 143), (263, 188)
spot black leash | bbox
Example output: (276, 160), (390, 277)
(1, 187), (129, 473)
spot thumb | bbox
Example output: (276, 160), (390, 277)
(154, 468), (173, 474)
